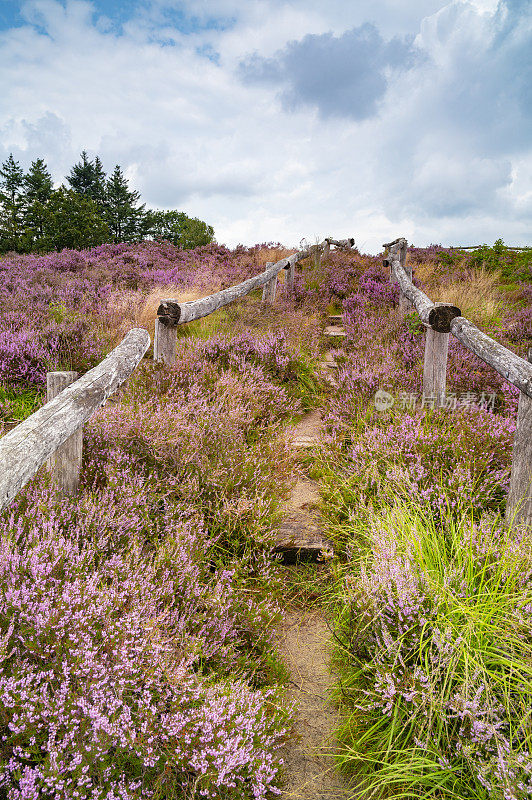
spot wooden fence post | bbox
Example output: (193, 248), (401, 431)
(261, 262), (277, 305)
(286, 261), (296, 291)
(154, 317), (178, 365)
(422, 328), (449, 405)
(506, 347), (532, 528)
(46, 371), (82, 496)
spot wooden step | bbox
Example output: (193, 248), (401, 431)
(273, 512), (334, 564)
(328, 314), (343, 325)
(292, 434), (320, 449)
(324, 325), (346, 338)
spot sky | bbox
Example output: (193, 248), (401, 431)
(0, 0), (530, 252)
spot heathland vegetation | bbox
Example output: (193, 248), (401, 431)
(0, 237), (530, 798)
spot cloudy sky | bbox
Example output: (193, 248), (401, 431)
(0, 0), (530, 252)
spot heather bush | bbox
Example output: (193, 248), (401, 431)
(0, 487), (289, 799)
(316, 405), (514, 526)
(332, 503), (532, 800)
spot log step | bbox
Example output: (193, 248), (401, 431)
(273, 512), (334, 564)
(292, 435), (320, 449)
(324, 326), (346, 338)
(328, 314), (343, 325)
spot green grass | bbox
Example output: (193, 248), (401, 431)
(326, 499), (532, 799)
(0, 384), (43, 422)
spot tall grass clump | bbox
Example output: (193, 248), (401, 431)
(332, 502), (532, 800)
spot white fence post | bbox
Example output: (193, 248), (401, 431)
(506, 347), (532, 528)
(46, 371), (82, 496)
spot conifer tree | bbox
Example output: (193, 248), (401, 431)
(104, 165), (146, 243)
(24, 158), (53, 204)
(66, 151), (106, 208)
(23, 159), (54, 247)
(0, 154), (26, 252)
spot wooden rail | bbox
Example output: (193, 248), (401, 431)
(0, 328), (150, 512)
(154, 237), (354, 363)
(449, 245), (531, 251)
(384, 238), (532, 528)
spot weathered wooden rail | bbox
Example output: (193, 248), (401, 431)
(0, 328), (151, 512)
(449, 245), (531, 251)
(154, 237), (354, 364)
(384, 237), (532, 528)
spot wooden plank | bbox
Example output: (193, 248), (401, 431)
(423, 329), (449, 403)
(273, 512), (334, 564)
(157, 237), (353, 324)
(326, 237), (355, 249)
(154, 316), (178, 365)
(398, 239), (414, 317)
(387, 239), (532, 397)
(47, 372), (82, 496)
(506, 348), (532, 528)
(450, 317), (532, 400)
(0, 328), (150, 512)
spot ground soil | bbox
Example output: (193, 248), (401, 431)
(275, 324), (350, 798)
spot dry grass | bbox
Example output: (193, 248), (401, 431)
(414, 261), (507, 327)
(101, 285), (219, 344)
(255, 247), (296, 268)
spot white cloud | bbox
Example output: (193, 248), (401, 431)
(0, 0), (530, 252)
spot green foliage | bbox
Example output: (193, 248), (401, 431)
(330, 502), (532, 800)
(40, 187), (110, 251)
(104, 164), (146, 243)
(0, 384), (42, 422)
(0, 151), (215, 253)
(0, 154), (26, 252)
(146, 208), (215, 248)
(467, 239), (531, 281)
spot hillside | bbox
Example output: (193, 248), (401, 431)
(0, 240), (530, 799)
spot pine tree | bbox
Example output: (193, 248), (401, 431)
(24, 158), (53, 204)
(104, 165), (145, 243)
(0, 154), (26, 252)
(23, 159), (54, 248)
(66, 151), (106, 208)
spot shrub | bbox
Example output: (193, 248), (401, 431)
(333, 503), (532, 800)
(0, 493), (289, 799)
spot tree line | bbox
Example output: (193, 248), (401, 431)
(0, 151), (214, 253)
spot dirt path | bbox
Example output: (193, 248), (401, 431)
(275, 317), (349, 798)
(277, 609), (348, 798)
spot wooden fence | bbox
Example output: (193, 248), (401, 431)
(0, 328), (151, 512)
(384, 237), (532, 528)
(153, 237), (354, 363)
(1, 234), (528, 530)
(0, 237), (351, 510)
